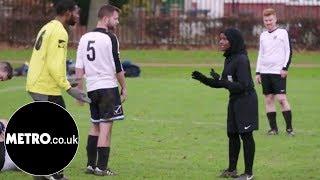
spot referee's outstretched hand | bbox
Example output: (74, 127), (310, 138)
(192, 71), (207, 81)
(67, 87), (91, 104)
(210, 68), (220, 81)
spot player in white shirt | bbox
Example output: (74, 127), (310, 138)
(0, 64), (17, 172)
(75, 4), (127, 176)
(255, 8), (294, 136)
(0, 120), (17, 172)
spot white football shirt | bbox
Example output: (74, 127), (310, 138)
(256, 28), (292, 74)
(76, 28), (123, 92)
(1, 150), (16, 171)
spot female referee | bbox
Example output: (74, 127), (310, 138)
(191, 28), (258, 180)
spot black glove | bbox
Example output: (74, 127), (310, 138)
(191, 71), (207, 81)
(67, 87), (91, 103)
(210, 68), (220, 81)
(192, 70), (226, 88)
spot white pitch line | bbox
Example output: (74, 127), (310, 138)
(0, 86), (24, 93)
(76, 113), (225, 127)
(130, 117), (225, 127)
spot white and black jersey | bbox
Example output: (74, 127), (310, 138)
(76, 28), (123, 92)
(256, 28), (292, 74)
(0, 142), (16, 171)
(76, 28), (125, 122)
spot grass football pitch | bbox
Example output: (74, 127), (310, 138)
(0, 49), (319, 179)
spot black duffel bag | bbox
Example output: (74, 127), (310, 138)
(122, 61), (141, 77)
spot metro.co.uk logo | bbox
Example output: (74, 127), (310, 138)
(6, 133), (78, 145)
(5, 102), (79, 176)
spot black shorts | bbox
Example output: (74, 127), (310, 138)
(227, 91), (259, 133)
(261, 74), (287, 95)
(28, 92), (66, 108)
(88, 87), (124, 123)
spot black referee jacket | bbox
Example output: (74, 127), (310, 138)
(201, 28), (255, 99)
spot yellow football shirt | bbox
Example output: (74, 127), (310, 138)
(26, 20), (71, 95)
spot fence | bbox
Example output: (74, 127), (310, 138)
(118, 0), (320, 49)
(0, 0), (53, 46)
(0, 0), (319, 49)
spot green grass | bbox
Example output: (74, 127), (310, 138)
(0, 66), (319, 179)
(0, 49), (319, 65)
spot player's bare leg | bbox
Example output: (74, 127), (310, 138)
(275, 94), (291, 111)
(265, 94), (276, 112)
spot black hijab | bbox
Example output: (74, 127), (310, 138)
(222, 28), (247, 57)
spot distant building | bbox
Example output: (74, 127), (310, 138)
(224, 0), (320, 19)
(184, 0), (224, 18)
(182, 0), (320, 19)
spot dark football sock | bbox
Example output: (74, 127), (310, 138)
(266, 112), (277, 130)
(282, 110), (293, 130)
(227, 132), (241, 171)
(97, 147), (110, 171)
(240, 132), (255, 175)
(86, 135), (98, 167)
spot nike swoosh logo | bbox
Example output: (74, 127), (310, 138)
(244, 125), (251, 130)
(114, 105), (122, 114)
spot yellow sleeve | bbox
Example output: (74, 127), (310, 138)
(46, 29), (71, 91)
